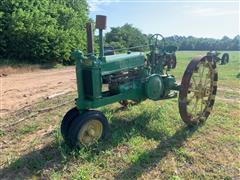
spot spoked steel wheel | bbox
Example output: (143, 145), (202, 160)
(179, 55), (218, 125)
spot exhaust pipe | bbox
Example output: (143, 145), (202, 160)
(86, 23), (94, 54)
(96, 15), (107, 58)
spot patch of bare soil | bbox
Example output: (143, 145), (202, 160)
(0, 67), (76, 118)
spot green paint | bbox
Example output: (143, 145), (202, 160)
(71, 22), (179, 111)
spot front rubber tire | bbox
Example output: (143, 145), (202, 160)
(61, 107), (79, 142)
(68, 110), (109, 148)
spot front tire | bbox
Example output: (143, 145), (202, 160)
(68, 110), (109, 148)
(61, 107), (79, 142)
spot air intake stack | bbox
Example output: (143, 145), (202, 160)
(96, 15), (107, 58)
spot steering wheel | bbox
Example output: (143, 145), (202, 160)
(149, 34), (166, 49)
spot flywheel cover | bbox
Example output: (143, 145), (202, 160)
(145, 74), (164, 100)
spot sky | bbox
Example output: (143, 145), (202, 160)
(88, 0), (240, 39)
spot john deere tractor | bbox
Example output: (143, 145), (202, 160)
(60, 15), (228, 148)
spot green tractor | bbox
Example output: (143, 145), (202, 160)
(61, 15), (228, 148)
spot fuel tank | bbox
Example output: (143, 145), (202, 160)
(101, 52), (145, 76)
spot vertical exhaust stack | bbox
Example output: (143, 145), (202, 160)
(96, 15), (107, 58)
(86, 23), (94, 54)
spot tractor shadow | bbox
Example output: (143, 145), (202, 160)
(0, 107), (199, 179)
(114, 125), (199, 179)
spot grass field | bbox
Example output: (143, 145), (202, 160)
(0, 51), (239, 179)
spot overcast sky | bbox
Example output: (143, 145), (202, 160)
(88, 0), (239, 39)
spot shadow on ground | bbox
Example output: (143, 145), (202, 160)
(0, 107), (199, 179)
(114, 126), (198, 179)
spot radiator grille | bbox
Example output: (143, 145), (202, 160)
(83, 70), (93, 97)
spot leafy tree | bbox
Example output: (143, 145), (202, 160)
(1, 1), (239, 65)
(0, 0), (89, 64)
(105, 24), (148, 51)
(231, 35), (240, 50)
(105, 24), (240, 51)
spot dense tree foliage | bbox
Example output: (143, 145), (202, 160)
(0, 0), (89, 63)
(106, 24), (240, 51)
(0, 1), (238, 65)
(105, 24), (148, 51)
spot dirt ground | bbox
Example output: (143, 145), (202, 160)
(0, 67), (76, 118)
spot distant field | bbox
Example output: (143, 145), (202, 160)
(174, 51), (240, 87)
(0, 51), (239, 179)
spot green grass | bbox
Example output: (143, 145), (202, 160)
(18, 123), (39, 135)
(0, 51), (239, 179)
(173, 51), (240, 88)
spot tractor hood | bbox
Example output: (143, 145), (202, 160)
(101, 52), (145, 76)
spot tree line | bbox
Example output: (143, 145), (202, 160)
(0, 1), (239, 64)
(165, 35), (240, 51)
(105, 24), (240, 52)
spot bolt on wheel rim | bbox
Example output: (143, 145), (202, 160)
(78, 119), (103, 146)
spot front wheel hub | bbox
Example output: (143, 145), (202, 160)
(88, 128), (95, 136)
(78, 120), (103, 145)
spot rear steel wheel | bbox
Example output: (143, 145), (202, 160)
(179, 55), (218, 125)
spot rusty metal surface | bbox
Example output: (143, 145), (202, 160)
(86, 23), (94, 54)
(178, 55), (218, 125)
(96, 15), (107, 30)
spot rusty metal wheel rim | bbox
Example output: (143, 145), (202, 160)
(78, 119), (103, 146)
(179, 55), (218, 125)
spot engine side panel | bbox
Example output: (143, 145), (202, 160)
(101, 52), (145, 75)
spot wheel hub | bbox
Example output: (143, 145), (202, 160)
(194, 83), (208, 99)
(88, 128), (95, 136)
(78, 119), (103, 145)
